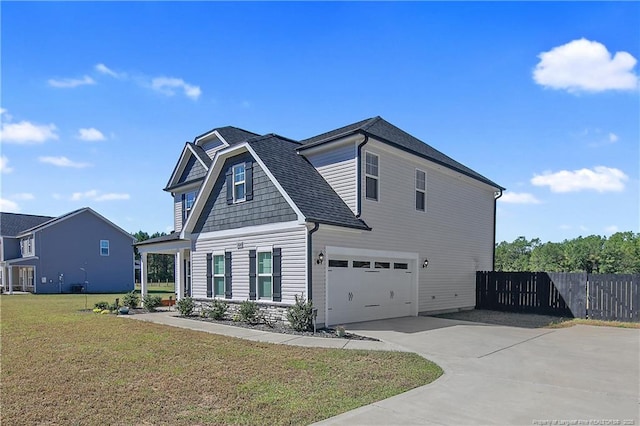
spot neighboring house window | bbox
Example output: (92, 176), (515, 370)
(213, 254), (225, 297)
(21, 237), (33, 256)
(182, 191), (197, 222)
(257, 251), (272, 300)
(27, 238), (32, 254)
(416, 169), (426, 211)
(233, 164), (246, 202)
(100, 240), (110, 256)
(365, 152), (379, 201)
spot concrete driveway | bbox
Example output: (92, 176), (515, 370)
(316, 316), (640, 425)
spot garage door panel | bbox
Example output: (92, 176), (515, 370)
(327, 254), (416, 325)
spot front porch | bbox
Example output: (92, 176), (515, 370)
(1, 259), (37, 294)
(135, 233), (191, 305)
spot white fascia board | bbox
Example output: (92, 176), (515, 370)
(186, 144), (209, 170)
(194, 129), (230, 148)
(194, 221), (304, 241)
(137, 239), (191, 255)
(245, 144), (306, 224)
(325, 245), (418, 260)
(298, 134), (364, 157)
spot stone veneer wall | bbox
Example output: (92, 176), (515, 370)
(194, 299), (290, 325)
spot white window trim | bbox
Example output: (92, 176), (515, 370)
(183, 190), (197, 222)
(415, 168), (426, 212)
(233, 163), (246, 203)
(212, 251), (225, 297)
(364, 151), (379, 202)
(100, 240), (110, 256)
(257, 249), (273, 301)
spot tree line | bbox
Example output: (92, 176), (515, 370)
(494, 232), (640, 274)
(132, 231), (175, 282)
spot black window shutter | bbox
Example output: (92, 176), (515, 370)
(181, 193), (186, 222)
(245, 160), (253, 201)
(226, 169), (233, 205)
(206, 253), (212, 298)
(249, 250), (256, 300)
(273, 248), (282, 302)
(224, 251), (232, 299)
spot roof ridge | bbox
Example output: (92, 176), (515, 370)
(1, 212), (55, 218)
(359, 116), (382, 131)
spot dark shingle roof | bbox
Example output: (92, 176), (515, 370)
(248, 135), (370, 230)
(190, 143), (212, 167)
(0, 212), (55, 237)
(134, 232), (183, 246)
(205, 126), (260, 146)
(300, 116), (504, 190)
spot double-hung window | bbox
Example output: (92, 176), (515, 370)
(100, 240), (110, 256)
(233, 164), (246, 202)
(257, 251), (273, 300)
(182, 191), (197, 222)
(213, 254), (225, 297)
(365, 152), (379, 201)
(416, 169), (426, 211)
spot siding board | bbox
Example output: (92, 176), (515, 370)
(192, 225), (307, 305)
(306, 143), (357, 214)
(311, 138), (496, 324)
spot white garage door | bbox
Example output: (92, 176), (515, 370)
(326, 255), (415, 325)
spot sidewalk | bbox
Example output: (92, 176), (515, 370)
(121, 310), (407, 352)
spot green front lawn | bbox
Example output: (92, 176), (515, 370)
(1, 294), (442, 425)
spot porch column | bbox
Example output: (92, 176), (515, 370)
(8, 266), (13, 294)
(140, 252), (148, 306)
(175, 250), (184, 300)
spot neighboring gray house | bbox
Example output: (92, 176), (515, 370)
(0, 208), (135, 294)
(136, 117), (504, 326)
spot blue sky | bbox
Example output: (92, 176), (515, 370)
(1, 2), (638, 243)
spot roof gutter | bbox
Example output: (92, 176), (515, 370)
(492, 189), (503, 270)
(355, 134), (369, 218)
(307, 222), (320, 301)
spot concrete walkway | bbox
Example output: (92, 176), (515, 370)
(122, 310), (405, 352)
(123, 312), (640, 425)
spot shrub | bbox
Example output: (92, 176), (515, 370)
(176, 297), (195, 316)
(142, 295), (162, 312)
(335, 325), (346, 337)
(206, 299), (228, 320)
(122, 291), (139, 309)
(108, 301), (120, 312)
(238, 300), (259, 324)
(94, 301), (109, 310)
(287, 295), (314, 331)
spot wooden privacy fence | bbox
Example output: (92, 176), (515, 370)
(476, 271), (640, 322)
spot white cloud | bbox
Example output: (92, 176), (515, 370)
(604, 225), (619, 234)
(12, 193), (35, 201)
(0, 198), (20, 213)
(1, 120), (58, 144)
(499, 192), (541, 204)
(0, 156), (14, 174)
(77, 127), (106, 141)
(48, 75), (96, 88)
(95, 63), (123, 78)
(39, 156), (91, 168)
(608, 133), (618, 143)
(151, 77), (201, 100)
(0, 108), (12, 121)
(533, 38), (638, 93)
(95, 193), (130, 201)
(531, 166), (628, 193)
(70, 189), (129, 202)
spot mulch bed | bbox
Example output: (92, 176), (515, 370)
(183, 314), (379, 341)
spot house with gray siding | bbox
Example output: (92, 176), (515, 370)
(0, 208), (135, 294)
(136, 118), (504, 326)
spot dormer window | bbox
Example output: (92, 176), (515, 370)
(233, 164), (246, 202)
(182, 191), (197, 222)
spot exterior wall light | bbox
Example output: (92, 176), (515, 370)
(422, 258), (429, 268)
(317, 251), (325, 264)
